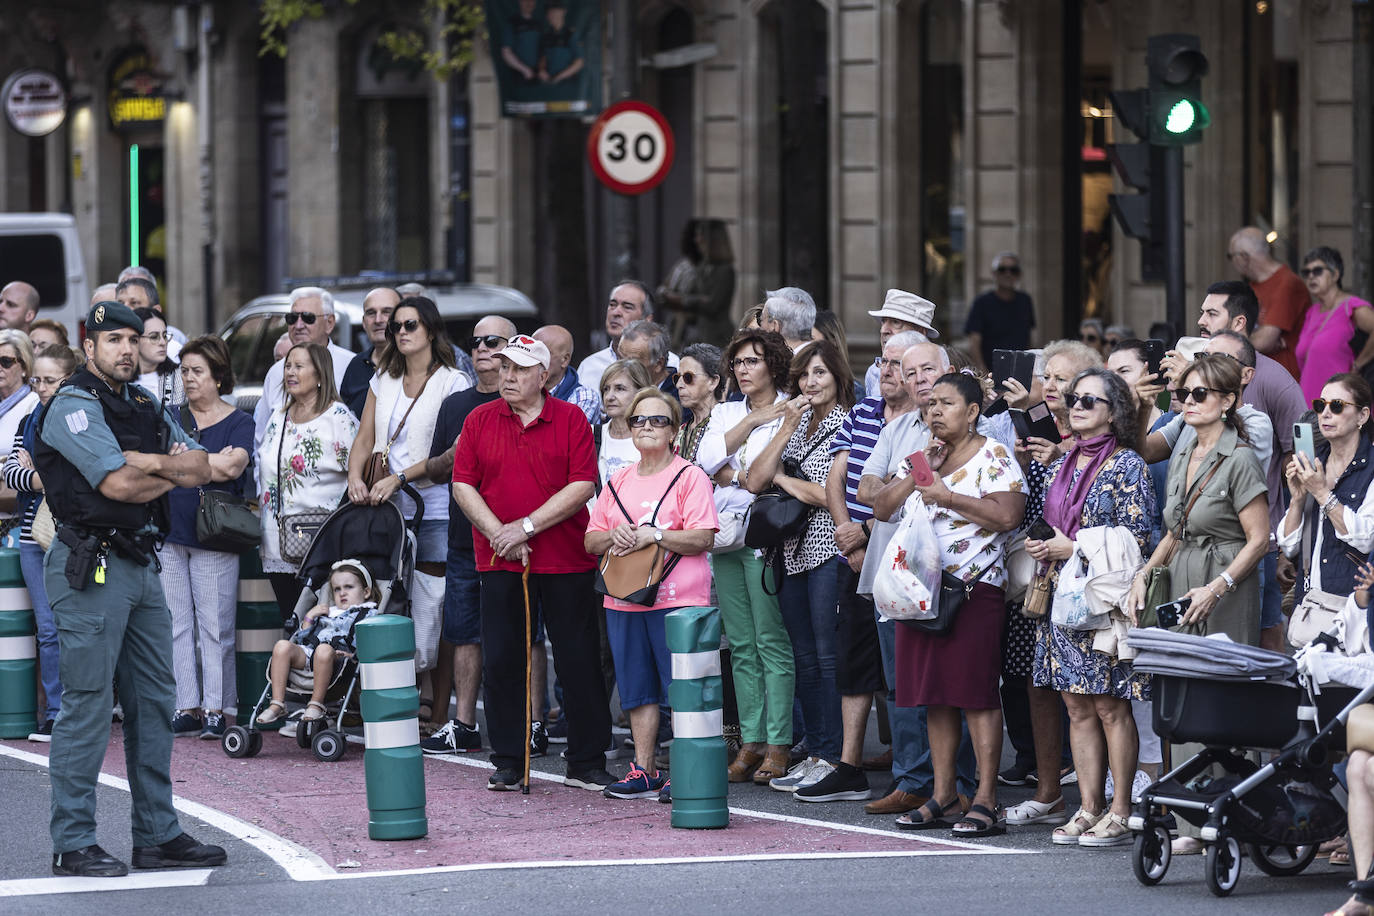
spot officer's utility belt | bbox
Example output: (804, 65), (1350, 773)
(57, 525), (159, 590)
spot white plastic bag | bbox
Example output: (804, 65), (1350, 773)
(1051, 547), (1099, 629)
(873, 495), (942, 621)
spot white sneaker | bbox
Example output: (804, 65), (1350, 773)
(795, 758), (835, 791)
(1130, 770), (1152, 803)
(770, 756), (823, 792)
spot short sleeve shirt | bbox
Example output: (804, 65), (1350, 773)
(1162, 426), (1268, 544)
(964, 290), (1036, 366)
(41, 383), (202, 491)
(452, 394), (598, 574)
(587, 455), (719, 612)
(1253, 265), (1310, 378)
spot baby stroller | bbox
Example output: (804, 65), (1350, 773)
(1124, 629), (1370, 898)
(222, 495), (419, 762)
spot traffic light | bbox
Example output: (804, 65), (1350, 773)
(1147, 34), (1210, 145)
(1107, 89), (1165, 281)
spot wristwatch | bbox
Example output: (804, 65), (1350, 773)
(396, 471), (408, 487)
(521, 517), (535, 537)
(652, 527), (664, 544)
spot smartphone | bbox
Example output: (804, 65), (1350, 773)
(1015, 402), (1062, 444)
(1026, 517), (1055, 542)
(1154, 597), (1192, 630)
(1144, 339), (1166, 384)
(907, 451), (935, 488)
(1294, 422), (1316, 462)
(991, 350), (1017, 390)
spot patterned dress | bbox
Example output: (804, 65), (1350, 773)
(258, 402), (358, 574)
(1032, 449), (1155, 700)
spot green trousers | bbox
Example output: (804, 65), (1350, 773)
(45, 538), (181, 855)
(712, 548), (793, 746)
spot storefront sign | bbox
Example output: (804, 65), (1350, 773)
(108, 47), (169, 129)
(3, 69), (67, 137)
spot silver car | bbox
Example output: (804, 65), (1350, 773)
(218, 284), (538, 412)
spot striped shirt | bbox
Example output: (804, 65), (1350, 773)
(830, 396), (889, 526)
(4, 418), (39, 544)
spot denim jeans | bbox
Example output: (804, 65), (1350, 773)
(22, 540), (60, 721)
(874, 608), (976, 796)
(779, 556), (842, 762)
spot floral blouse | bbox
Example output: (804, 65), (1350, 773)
(921, 440), (1027, 589)
(257, 402), (358, 572)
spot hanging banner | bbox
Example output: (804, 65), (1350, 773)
(483, 0), (602, 118)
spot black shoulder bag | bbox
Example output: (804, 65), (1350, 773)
(901, 561), (994, 637)
(593, 465), (691, 606)
(181, 405), (261, 553)
(744, 431), (831, 595)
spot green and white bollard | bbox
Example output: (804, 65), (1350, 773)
(0, 548), (36, 738)
(236, 551), (281, 729)
(667, 606), (729, 829)
(356, 614), (428, 840)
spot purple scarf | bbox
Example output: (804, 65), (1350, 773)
(1042, 433), (1117, 541)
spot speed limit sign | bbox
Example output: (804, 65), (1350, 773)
(587, 100), (675, 195)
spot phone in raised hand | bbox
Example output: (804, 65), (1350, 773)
(1293, 422), (1316, 463)
(907, 451), (935, 488)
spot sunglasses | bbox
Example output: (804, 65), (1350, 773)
(995, 265), (1022, 275)
(388, 318), (421, 335)
(1173, 386), (1225, 404)
(1313, 397), (1358, 415)
(1300, 266), (1329, 279)
(1065, 393), (1106, 410)
(677, 371), (698, 386)
(628, 414), (673, 429)
(469, 334), (506, 350)
(1081, 334), (1101, 344)
(285, 312), (319, 325)
(0, 356), (19, 369)
(141, 331), (170, 342)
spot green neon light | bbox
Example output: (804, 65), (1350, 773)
(129, 144), (139, 267)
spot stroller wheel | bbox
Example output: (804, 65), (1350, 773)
(1205, 835), (1242, 897)
(1132, 826), (1171, 886)
(222, 726), (252, 759)
(312, 729), (347, 762)
(247, 730), (264, 758)
(1247, 842), (1317, 877)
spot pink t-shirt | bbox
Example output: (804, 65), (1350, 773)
(586, 455), (719, 612)
(1295, 295), (1372, 403)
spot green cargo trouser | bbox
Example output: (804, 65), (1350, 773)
(711, 548), (793, 746)
(45, 538), (181, 855)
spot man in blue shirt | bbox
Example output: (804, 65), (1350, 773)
(37, 302), (226, 877)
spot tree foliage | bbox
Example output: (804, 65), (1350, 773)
(259, 0), (486, 80)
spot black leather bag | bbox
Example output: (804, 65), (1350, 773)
(742, 437), (829, 550)
(195, 489), (261, 553)
(901, 564), (993, 637)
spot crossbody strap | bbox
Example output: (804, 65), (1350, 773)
(381, 370), (436, 457)
(605, 464), (693, 580)
(1165, 458), (1225, 563)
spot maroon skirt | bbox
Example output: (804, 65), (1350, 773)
(895, 583), (1005, 710)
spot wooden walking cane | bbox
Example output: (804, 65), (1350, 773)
(521, 557), (532, 795)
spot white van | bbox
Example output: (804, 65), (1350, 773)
(0, 213), (89, 342)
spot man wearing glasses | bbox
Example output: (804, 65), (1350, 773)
(252, 286), (357, 446)
(963, 252), (1036, 372)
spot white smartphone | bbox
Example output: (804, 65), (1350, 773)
(1293, 422), (1316, 463)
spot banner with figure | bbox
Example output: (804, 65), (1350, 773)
(484, 0), (602, 117)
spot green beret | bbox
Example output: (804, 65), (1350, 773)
(86, 301), (144, 336)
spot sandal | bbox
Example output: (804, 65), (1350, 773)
(728, 749), (764, 783)
(1005, 795), (1070, 826)
(1077, 811), (1132, 847)
(301, 701), (327, 722)
(950, 803), (1006, 838)
(1320, 835), (1348, 858)
(1051, 808), (1103, 846)
(752, 745), (791, 785)
(896, 797), (964, 831)
(1326, 898), (1374, 916)
(256, 701), (286, 725)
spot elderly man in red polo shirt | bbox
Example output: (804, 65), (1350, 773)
(452, 334), (615, 791)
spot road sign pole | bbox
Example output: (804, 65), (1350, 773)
(1164, 146), (1186, 335)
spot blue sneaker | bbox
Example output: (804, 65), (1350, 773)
(199, 712), (226, 740)
(171, 711), (202, 738)
(603, 764), (666, 800)
(658, 778), (671, 804)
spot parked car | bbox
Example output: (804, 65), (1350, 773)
(218, 282), (538, 412)
(0, 213), (89, 343)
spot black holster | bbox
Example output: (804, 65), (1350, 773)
(57, 526), (99, 591)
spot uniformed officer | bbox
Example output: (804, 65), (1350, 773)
(37, 302), (228, 877)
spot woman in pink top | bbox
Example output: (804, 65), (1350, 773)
(1295, 245), (1374, 403)
(586, 388), (719, 801)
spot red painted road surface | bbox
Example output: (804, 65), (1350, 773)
(6, 729), (977, 873)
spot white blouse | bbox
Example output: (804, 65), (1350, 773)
(696, 392), (791, 518)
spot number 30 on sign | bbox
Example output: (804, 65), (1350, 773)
(587, 101), (676, 196)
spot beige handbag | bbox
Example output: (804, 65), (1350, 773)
(31, 497), (54, 550)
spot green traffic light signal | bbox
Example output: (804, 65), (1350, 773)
(1158, 96), (1210, 139)
(1165, 100), (1195, 133)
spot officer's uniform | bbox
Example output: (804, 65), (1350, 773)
(36, 304), (204, 857)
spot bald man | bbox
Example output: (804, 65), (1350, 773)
(90, 283), (119, 306)
(535, 324), (600, 424)
(0, 281), (39, 332)
(340, 287), (402, 417)
(1227, 226), (1307, 379)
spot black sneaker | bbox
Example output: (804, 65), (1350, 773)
(794, 763), (872, 802)
(488, 767), (523, 791)
(530, 721), (550, 758)
(28, 719), (54, 742)
(658, 778), (671, 804)
(565, 767), (616, 790)
(171, 711), (201, 737)
(53, 844), (128, 877)
(199, 712), (226, 740)
(546, 718), (569, 744)
(998, 762), (1037, 787)
(421, 720), (482, 755)
(131, 832), (227, 869)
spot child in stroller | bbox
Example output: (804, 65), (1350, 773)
(257, 559), (379, 726)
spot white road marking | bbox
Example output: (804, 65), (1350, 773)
(0, 870), (212, 898)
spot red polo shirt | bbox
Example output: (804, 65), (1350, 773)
(452, 393), (598, 574)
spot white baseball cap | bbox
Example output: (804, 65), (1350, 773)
(499, 334), (551, 369)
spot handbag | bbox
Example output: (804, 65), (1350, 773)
(712, 510), (747, 553)
(31, 497), (54, 551)
(742, 435), (830, 550)
(901, 561), (994, 637)
(274, 415), (334, 565)
(1287, 496), (1351, 648)
(363, 371), (435, 489)
(195, 489), (261, 552)
(1004, 534), (1033, 604)
(593, 465), (691, 606)
(1022, 568), (1053, 618)
(1138, 459), (1224, 628)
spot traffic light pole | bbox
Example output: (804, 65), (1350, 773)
(1164, 145), (1186, 335)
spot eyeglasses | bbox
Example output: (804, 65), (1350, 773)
(29, 376), (61, 387)
(628, 414), (673, 428)
(1313, 397), (1356, 415)
(995, 265), (1021, 275)
(285, 312), (319, 325)
(1065, 393), (1107, 410)
(387, 318), (421, 335)
(1173, 386), (1226, 404)
(872, 357), (903, 371)
(141, 331), (170, 342)
(730, 356), (763, 371)
(1300, 265), (1329, 279)
(469, 334), (506, 350)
